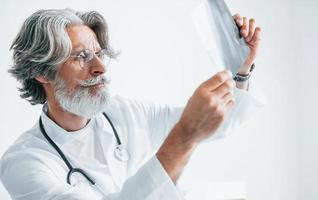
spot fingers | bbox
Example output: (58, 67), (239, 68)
(234, 13), (243, 26)
(199, 70), (236, 115)
(247, 18), (256, 42)
(224, 98), (235, 111)
(217, 87), (236, 113)
(240, 17), (248, 38)
(234, 14), (261, 44)
(202, 70), (233, 91)
(221, 91), (234, 104)
(213, 79), (236, 97)
(249, 27), (262, 45)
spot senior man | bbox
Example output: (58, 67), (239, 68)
(0, 9), (262, 200)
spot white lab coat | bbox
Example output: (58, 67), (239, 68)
(0, 87), (264, 200)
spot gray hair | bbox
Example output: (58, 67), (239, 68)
(9, 8), (116, 105)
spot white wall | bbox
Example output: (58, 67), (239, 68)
(295, 0), (318, 199)
(0, 0), (314, 199)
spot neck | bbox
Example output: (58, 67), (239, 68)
(46, 101), (89, 132)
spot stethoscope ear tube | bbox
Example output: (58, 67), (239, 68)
(102, 113), (121, 145)
(39, 117), (73, 172)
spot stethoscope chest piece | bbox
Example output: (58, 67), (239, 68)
(114, 145), (130, 162)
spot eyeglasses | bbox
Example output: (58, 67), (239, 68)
(69, 49), (111, 68)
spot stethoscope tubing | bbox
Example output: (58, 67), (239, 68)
(39, 112), (122, 186)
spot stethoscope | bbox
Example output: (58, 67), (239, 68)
(39, 112), (130, 187)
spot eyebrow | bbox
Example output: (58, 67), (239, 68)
(70, 48), (103, 55)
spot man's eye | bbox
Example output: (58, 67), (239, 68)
(97, 53), (104, 59)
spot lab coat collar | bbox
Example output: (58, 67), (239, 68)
(39, 99), (126, 188)
(40, 103), (96, 146)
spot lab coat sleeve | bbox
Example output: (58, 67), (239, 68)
(104, 156), (184, 200)
(0, 152), (184, 200)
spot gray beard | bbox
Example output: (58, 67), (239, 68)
(54, 75), (111, 118)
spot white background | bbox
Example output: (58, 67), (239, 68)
(0, 0), (317, 199)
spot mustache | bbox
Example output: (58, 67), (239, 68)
(77, 75), (111, 87)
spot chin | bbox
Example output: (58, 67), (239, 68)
(56, 86), (111, 119)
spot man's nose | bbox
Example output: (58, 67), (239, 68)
(89, 56), (106, 76)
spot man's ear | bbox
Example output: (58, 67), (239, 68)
(35, 76), (50, 84)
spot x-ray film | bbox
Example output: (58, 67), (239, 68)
(192, 0), (249, 74)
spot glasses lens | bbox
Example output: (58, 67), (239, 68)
(98, 49), (111, 65)
(84, 50), (94, 62)
(77, 49), (111, 68)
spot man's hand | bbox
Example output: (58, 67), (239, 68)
(177, 70), (236, 143)
(234, 14), (262, 75)
(157, 70), (235, 182)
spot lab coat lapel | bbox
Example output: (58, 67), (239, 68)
(102, 122), (129, 188)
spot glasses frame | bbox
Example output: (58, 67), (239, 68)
(69, 48), (111, 68)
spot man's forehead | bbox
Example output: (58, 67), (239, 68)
(66, 25), (101, 52)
